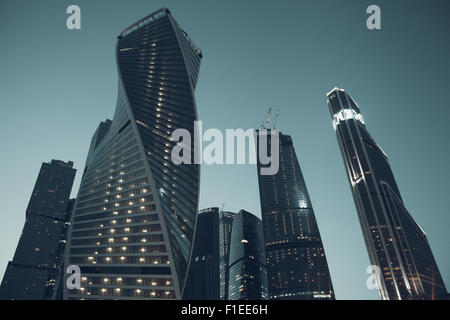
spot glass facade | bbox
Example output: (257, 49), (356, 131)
(0, 160), (76, 300)
(183, 208), (236, 300)
(256, 130), (335, 300)
(64, 8), (202, 300)
(218, 211), (236, 299)
(327, 87), (448, 300)
(227, 210), (268, 300)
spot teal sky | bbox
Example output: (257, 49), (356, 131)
(0, 0), (449, 300)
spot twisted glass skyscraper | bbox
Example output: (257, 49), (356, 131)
(327, 87), (447, 300)
(256, 130), (334, 300)
(64, 8), (202, 299)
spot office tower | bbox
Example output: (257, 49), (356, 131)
(327, 87), (448, 300)
(255, 129), (335, 300)
(64, 8), (202, 300)
(0, 160), (76, 300)
(218, 210), (236, 299)
(227, 210), (268, 300)
(183, 208), (235, 300)
(52, 198), (75, 300)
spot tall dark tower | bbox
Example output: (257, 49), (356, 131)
(64, 8), (202, 300)
(327, 87), (448, 300)
(256, 129), (335, 300)
(0, 160), (76, 300)
(227, 210), (268, 300)
(183, 208), (235, 300)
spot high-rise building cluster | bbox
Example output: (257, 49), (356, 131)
(0, 8), (447, 300)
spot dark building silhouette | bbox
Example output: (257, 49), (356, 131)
(227, 210), (268, 300)
(327, 87), (448, 300)
(255, 129), (335, 300)
(184, 208), (235, 300)
(0, 160), (76, 300)
(64, 8), (202, 299)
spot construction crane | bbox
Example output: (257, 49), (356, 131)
(260, 107), (279, 129)
(261, 107), (272, 129)
(273, 108), (280, 129)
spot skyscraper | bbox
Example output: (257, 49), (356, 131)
(227, 210), (268, 300)
(64, 8), (202, 300)
(327, 87), (448, 300)
(183, 207), (235, 300)
(52, 198), (76, 300)
(256, 129), (335, 300)
(218, 210), (236, 299)
(0, 160), (76, 300)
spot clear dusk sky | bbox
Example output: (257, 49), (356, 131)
(0, 0), (449, 299)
